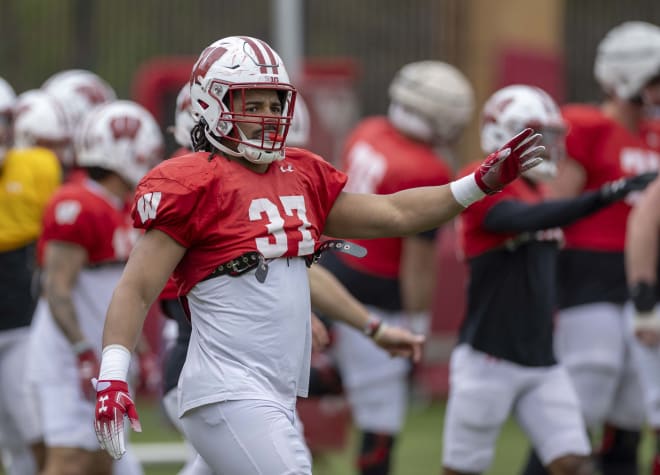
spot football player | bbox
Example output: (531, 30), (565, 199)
(521, 21), (660, 475)
(42, 69), (116, 181)
(0, 78), (61, 475)
(444, 84), (654, 475)
(25, 101), (162, 475)
(92, 35), (544, 474)
(320, 59), (474, 475)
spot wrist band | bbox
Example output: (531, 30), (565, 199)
(98, 344), (131, 381)
(450, 173), (486, 208)
(363, 315), (383, 338)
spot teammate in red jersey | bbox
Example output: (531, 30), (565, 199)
(320, 60), (474, 475)
(92, 35), (544, 474)
(444, 84), (654, 475)
(25, 100), (162, 475)
(521, 21), (660, 475)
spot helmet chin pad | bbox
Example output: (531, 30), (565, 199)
(238, 142), (285, 164)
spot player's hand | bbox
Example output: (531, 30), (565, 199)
(74, 341), (100, 401)
(311, 313), (330, 352)
(370, 322), (425, 362)
(599, 172), (658, 204)
(633, 310), (660, 346)
(475, 128), (545, 194)
(94, 379), (142, 460)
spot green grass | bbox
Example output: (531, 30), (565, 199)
(2, 399), (653, 475)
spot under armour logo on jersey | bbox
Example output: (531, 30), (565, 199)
(279, 164), (294, 173)
(137, 192), (162, 223)
(98, 395), (109, 413)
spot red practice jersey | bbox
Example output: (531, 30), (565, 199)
(337, 117), (453, 278)
(560, 104), (660, 251)
(133, 149), (347, 296)
(38, 180), (136, 265)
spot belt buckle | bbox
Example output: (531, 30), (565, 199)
(229, 255), (254, 274)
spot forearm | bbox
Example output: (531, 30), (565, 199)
(326, 185), (465, 239)
(102, 283), (153, 352)
(47, 290), (86, 346)
(483, 191), (604, 234)
(400, 237), (436, 313)
(309, 265), (370, 330)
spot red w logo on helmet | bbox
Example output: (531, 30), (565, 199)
(110, 116), (141, 140)
(191, 46), (227, 86)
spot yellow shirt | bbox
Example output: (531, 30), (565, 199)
(0, 147), (62, 252)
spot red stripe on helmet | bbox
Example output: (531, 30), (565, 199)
(256, 38), (280, 75)
(240, 37), (268, 74)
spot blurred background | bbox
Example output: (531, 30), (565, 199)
(3, 0), (660, 473)
(3, 0), (660, 165)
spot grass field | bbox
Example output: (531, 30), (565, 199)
(127, 398), (655, 475)
(1, 398), (651, 474)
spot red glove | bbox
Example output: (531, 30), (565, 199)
(475, 128), (544, 194)
(74, 342), (100, 401)
(94, 379), (142, 459)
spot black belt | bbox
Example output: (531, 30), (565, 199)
(202, 239), (367, 284)
(305, 239), (367, 267)
(202, 252), (269, 283)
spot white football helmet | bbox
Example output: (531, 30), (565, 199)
(172, 83), (195, 149)
(388, 60), (474, 144)
(481, 85), (566, 182)
(13, 90), (72, 162)
(76, 100), (164, 186)
(0, 77), (16, 163)
(594, 21), (660, 100)
(287, 93), (310, 147)
(42, 69), (116, 131)
(189, 36), (297, 164)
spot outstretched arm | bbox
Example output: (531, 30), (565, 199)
(308, 264), (424, 361)
(324, 129), (544, 239)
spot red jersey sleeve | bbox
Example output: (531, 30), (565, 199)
(131, 156), (211, 248)
(42, 195), (96, 250)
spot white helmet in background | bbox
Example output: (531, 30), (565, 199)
(594, 21), (660, 100)
(189, 35), (297, 164)
(13, 90), (71, 161)
(172, 83), (195, 149)
(388, 60), (474, 144)
(287, 93), (310, 147)
(0, 77), (16, 163)
(481, 85), (566, 182)
(43, 69), (116, 131)
(76, 100), (163, 186)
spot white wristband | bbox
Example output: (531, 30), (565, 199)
(450, 173), (486, 208)
(98, 344), (131, 381)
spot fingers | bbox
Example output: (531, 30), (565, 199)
(95, 416), (126, 460)
(126, 403), (142, 432)
(502, 127), (534, 150)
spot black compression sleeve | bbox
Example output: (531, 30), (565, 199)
(483, 190), (606, 234)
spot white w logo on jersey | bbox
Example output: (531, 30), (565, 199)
(137, 192), (162, 223)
